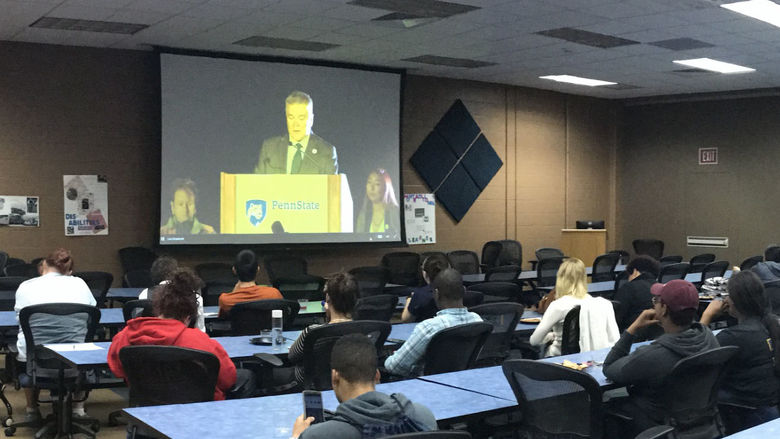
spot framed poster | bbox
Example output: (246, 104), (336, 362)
(404, 193), (435, 245)
(64, 175), (108, 236)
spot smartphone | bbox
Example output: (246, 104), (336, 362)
(302, 390), (324, 424)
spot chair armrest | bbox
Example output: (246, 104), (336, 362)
(635, 425), (675, 439)
(253, 353), (284, 367)
(719, 401), (758, 410)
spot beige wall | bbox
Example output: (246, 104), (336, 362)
(0, 42), (618, 284)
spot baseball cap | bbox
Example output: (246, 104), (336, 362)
(650, 279), (699, 312)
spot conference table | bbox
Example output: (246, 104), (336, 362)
(461, 264), (627, 284)
(723, 417), (780, 438)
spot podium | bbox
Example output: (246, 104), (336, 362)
(220, 173), (353, 234)
(560, 229), (606, 266)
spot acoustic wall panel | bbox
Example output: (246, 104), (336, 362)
(410, 99), (503, 222)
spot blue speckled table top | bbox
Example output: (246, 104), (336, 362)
(723, 417), (780, 438)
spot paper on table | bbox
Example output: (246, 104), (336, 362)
(203, 312), (219, 317)
(46, 343), (104, 351)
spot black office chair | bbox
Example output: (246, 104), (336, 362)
(532, 248), (564, 270)
(462, 290), (484, 308)
(348, 266), (390, 297)
(533, 256), (564, 290)
(502, 359), (604, 439)
(194, 262), (235, 283)
(699, 261), (729, 286)
(422, 322), (492, 375)
(118, 247), (157, 273)
(385, 432), (472, 438)
(0, 277), (27, 310)
(614, 271), (630, 293)
(0, 251), (7, 276)
(381, 252), (422, 286)
(73, 271), (114, 308)
(592, 253), (620, 283)
(202, 279), (236, 306)
(608, 249), (630, 265)
(446, 251), (480, 275)
(484, 265), (522, 282)
(119, 346), (219, 439)
(467, 281), (521, 303)
(480, 241), (503, 272)
(561, 305), (582, 355)
(497, 240), (522, 267)
(659, 255), (683, 267)
(658, 263), (690, 283)
(633, 239), (665, 260)
(10, 303), (101, 438)
(122, 299), (154, 321)
(739, 255), (763, 271)
(273, 275), (326, 302)
(689, 254), (716, 273)
(264, 255), (308, 284)
(420, 251), (447, 263)
(228, 299), (300, 335)
(123, 269), (154, 288)
(3, 263), (38, 278)
(353, 294), (398, 321)
(469, 303), (524, 365)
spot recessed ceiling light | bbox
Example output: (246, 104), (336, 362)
(672, 58), (755, 74)
(539, 75), (617, 87)
(722, 0), (780, 29)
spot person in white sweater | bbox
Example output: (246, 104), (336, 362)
(530, 258), (590, 357)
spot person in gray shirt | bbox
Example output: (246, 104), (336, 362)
(290, 334), (436, 439)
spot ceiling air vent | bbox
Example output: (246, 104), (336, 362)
(687, 236), (729, 248)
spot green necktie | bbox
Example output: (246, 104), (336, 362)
(291, 143), (303, 174)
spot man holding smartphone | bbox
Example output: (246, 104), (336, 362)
(290, 334), (436, 439)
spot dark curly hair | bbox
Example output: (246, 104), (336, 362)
(154, 268), (203, 324)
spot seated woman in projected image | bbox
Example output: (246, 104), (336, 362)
(355, 168), (400, 235)
(159, 178), (216, 235)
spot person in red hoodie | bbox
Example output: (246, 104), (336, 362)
(108, 268), (239, 400)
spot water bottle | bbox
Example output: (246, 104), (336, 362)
(271, 309), (284, 351)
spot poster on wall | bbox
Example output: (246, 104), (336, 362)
(63, 175), (109, 236)
(404, 194), (436, 245)
(0, 195), (39, 227)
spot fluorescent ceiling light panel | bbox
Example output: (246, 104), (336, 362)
(722, 0), (780, 28)
(539, 75), (617, 87)
(672, 58), (755, 74)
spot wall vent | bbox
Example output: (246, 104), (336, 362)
(687, 236), (729, 248)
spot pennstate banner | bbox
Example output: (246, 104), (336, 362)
(63, 175), (109, 236)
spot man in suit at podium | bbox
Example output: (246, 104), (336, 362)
(254, 91), (338, 175)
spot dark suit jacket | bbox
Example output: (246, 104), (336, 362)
(254, 133), (338, 174)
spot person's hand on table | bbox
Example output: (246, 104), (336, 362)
(627, 309), (659, 335)
(291, 414), (314, 439)
(700, 299), (727, 325)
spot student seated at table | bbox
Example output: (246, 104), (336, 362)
(14, 248), (97, 421)
(602, 279), (719, 436)
(108, 268), (254, 400)
(530, 258), (619, 357)
(401, 253), (449, 323)
(138, 256), (206, 331)
(218, 249), (282, 318)
(700, 271), (780, 434)
(384, 268), (482, 377)
(613, 255), (661, 338)
(751, 245), (780, 284)
(291, 334), (436, 439)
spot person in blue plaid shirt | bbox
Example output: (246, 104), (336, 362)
(384, 268), (482, 377)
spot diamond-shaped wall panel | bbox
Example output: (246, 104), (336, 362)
(410, 99), (503, 222)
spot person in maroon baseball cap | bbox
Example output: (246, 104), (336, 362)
(601, 279), (719, 437)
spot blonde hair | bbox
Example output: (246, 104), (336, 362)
(555, 258), (588, 299)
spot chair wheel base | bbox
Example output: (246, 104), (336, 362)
(4, 426), (15, 436)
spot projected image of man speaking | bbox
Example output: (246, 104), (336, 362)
(254, 91), (338, 175)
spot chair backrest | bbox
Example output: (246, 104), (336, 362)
(658, 346), (739, 437)
(384, 432), (472, 439)
(592, 253), (620, 283)
(497, 240), (522, 267)
(659, 255), (683, 267)
(353, 294), (398, 321)
(561, 305), (581, 355)
(119, 345), (219, 407)
(273, 274), (325, 301)
(118, 246), (157, 273)
(700, 261), (729, 284)
(469, 302), (524, 364)
(420, 251), (447, 262)
(73, 271), (114, 307)
(381, 252), (422, 286)
(447, 250), (480, 275)
(302, 320), (391, 390)
(203, 279), (235, 306)
(0, 276), (27, 311)
(264, 255), (308, 284)
(484, 264), (521, 282)
(766, 283), (780, 314)
(0, 251), (7, 274)
(19, 303), (100, 373)
(467, 281), (521, 302)
(122, 299), (154, 321)
(422, 321), (493, 375)
(462, 290), (484, 308)
(4, 263), (38, 278)
(229, 299), (300, 335)
(348, 266), (390, 297)
(0, 276), (28, 291)
(535, 247), (564, 261)
(688, 254), (716, 273)
(658, 263), (691, 283)
(480, 241), (503, 271)
(608, 249), (630, 265)
(739, 255), (763, 271)
(194, 263), (235, 283)
(633, 239), (664, 260)
(123, 269), (154, 288)
(536, 257), (565, 288)
(502, 359), (603, 439)
(613, 270), (630, 293)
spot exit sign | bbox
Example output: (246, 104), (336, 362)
(699, 147), (718, 165)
